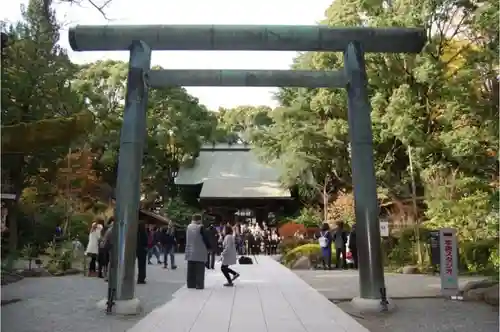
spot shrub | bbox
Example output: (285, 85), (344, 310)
(68, 213), (95, 245)
(45, 241), (74, 274)
(386, 227), (433, 267)
(282, 243), (337, 268)
(460, 238), (498, 275)
(277, 237), (311, 255)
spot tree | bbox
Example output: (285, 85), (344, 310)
(250, 104), (351, 220)
(73, 60), (218, 208)
(216, 105), (273, 142)
(1, 0), (92, 253)
(252, 0), (498, 242)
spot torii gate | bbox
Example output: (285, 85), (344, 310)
(69, 25), (425, 314)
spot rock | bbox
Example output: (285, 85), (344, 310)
(464, 288), (488, 302)
(460, 279), (498, 294)
(402, 265), (420, 274)
(483, 284), (499, 306)
(291, 256), (312, 270)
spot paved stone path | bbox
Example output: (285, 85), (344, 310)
(128, 256), (369, 332)
(1, 254), (187, 332)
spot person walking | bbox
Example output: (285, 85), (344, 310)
(220, 225), (240, 287)
(333, 221), (348, 269)
(349, 223), (358, 269)
(317, 222), (333, 270)
(161, 224), (177, 270)
(206, 223), (218, 270)
(136, 221), (148, 284)
(185, 214), (210, 289)
(85, 218), (104, 277)
(147, 226), (162, 265)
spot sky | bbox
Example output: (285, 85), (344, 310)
(2, 0), (333, 110)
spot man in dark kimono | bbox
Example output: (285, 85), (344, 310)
(136, 221), (148, 284)
(185, 214), (210, 289)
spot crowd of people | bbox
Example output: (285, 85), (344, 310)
(316, 221), (358, 270)
(83, 213), (357, 292)
(84, 216), (178, 284)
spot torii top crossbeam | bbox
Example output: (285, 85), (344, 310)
(69, 25), (426, 53)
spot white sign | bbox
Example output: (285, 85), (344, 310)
(439, 228), (459, 296)
(379, 221), (389, 237)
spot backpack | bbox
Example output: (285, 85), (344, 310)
(318, 231), (329, 248)
(238, 256), (253, 265)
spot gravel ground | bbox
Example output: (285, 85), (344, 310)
(294, 269), (486, 299)
(295, 269), (499, 332)
(336, 298), (499, 332)
(1, 254), (187, 332)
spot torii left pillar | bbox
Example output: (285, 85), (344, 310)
(96, 40), (151, 315)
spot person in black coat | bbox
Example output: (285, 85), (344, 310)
(136, 221), (148, 284)
(160, 224), (178, 269)
(349, 223), (358, 269)
(332, 221), (348, 269)
(205, 223), (219, 270)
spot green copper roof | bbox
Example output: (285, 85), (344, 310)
(175, 146), (290, 199)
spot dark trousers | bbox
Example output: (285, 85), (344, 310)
(97, 249), (109, 277)
(187, 261), (205, 289)
(336, 247), (347, 269)
(321, 253), (332, 270)
(136, 248), (147, 282)
(221, 264), (238, 283)
(163, 245), (176, 268)
(148, 245), (161, 263)
(88, 253), (97, 273)
(351, 247), (358, 269)
(206, 252), (216, 269)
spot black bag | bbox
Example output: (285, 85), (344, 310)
(238, 256), (253, 265)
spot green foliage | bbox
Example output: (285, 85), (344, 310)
(45, 241), (73, 273)
(277, 237), (312, 255)
(68, 213), (94, 245)
(160, 197), (200, 226)
(246, 0), (498, 254)
(294, 207), (322, 228)
(1, 0), (91, 252)
(73, 60), (217, 205)
(423, 169), (498, 240)
(460, 239), (498, 275)
(17, 201), (66, 248)
(383, 227), (498, 276)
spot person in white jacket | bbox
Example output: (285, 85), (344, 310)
(85, 219), (103, 276)
(220, 225), (240, 287)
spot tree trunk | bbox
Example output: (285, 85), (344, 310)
(408, 145), (423, 266)
(323, 185), (328, 223)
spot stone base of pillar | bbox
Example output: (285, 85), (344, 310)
(96, 297), (142, 315)
(351, 296), (396, 313)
